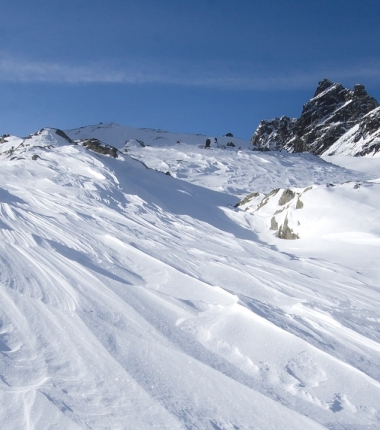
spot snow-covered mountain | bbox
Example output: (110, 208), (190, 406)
(250, 79), (380, 156)
(0, 123), (380, 429)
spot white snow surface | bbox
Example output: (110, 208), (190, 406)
(0, 123), (379, 429)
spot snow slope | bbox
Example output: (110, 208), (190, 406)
(0, 125), (380, 429)
(66, 123), (371, 196)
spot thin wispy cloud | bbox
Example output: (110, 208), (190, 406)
(1, 55), (380, 90)
(0, 56), (141, 84)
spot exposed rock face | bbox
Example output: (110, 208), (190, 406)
(55, 129), (73, 143)
(250, 116), (297, 151)
(325, 106), (380, 156)
(278, 216), (299, 240)
(81, 138), (118, 158)
(250, 79), (380, 156)
(278, 189), (296, 206)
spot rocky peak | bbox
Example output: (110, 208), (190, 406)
(313, 78), (334, 97)
(353, 83), (366, 97)
(251, 79), (380, 156)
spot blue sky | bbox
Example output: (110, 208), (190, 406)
(2, 0), (380, 140)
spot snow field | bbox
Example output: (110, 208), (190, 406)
(0, 124), (379, 428)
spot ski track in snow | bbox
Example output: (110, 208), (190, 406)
(0, 125), (379, 429)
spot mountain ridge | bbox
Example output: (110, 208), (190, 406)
(250, 78), (380, 156)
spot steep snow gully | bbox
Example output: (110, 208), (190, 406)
(0, 124), (379, 429)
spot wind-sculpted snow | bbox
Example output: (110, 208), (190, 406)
(0, 125), (380, 429)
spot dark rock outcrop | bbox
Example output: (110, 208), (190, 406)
(81, 138), (118, 158)
(55, 129), (73, 143)
(250, 116), (297, 151)
(326, 106), (380, 156)
(250, 79), (380, 156)
(0, 134), (10, 143)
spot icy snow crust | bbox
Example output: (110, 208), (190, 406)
(0, 124), (379, 429)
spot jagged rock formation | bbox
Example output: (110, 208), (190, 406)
(250, 116), (297, 152)
(250, 79), (380, 156)
(235, 187), (308, 240)
(325, 106), (380, 156)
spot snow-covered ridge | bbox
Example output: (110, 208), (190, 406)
(0, 122), (380, 428)
(65, 121), (249, 150)
(0, 128), (72, 159)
